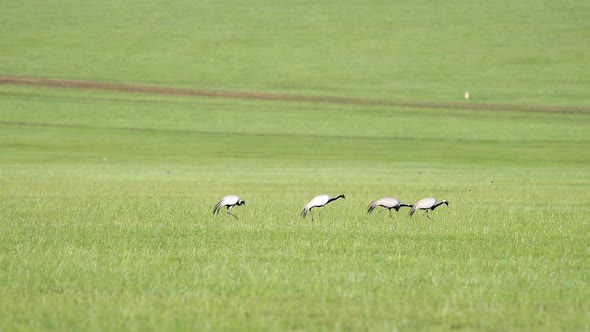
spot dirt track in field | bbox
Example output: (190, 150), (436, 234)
(1, 75), (588, 115)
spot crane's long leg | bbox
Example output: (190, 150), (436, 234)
(424, 210), (432, 220)
(377, 208), (387, 215)
(306, 207), (314, 221)
(226, 206), (239, 220)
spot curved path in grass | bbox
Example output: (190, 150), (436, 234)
(1, 75), (587, 115)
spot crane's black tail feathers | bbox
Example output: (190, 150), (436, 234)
(367, 202), (377, 214)
(213, 201), (223, 215)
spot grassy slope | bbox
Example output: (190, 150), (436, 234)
(1, 0), (590, 105)
(1, 86), (589, 168)
(1, 86), (589, 330)
(1, 0), (590, 330)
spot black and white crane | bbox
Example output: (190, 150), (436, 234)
(301, 194), (345, 221)
(367, 197), (413, 216)
(213, 195), (245, 219)
(409, 197), (448, 219)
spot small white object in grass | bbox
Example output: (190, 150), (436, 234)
(464, 91), (470, 100)
(331, 139), (335, 143)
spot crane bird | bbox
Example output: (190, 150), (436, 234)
(301, 194), (345, 221)
(213, 195), (245, 219)
(409, 197), (448, 219)
(367, 197), (413, 216)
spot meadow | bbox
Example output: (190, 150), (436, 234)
(1, 0), (590, 330)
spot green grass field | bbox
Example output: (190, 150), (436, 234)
(1, 0), (590, 330)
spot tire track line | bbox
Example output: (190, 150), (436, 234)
(1, 75), (588, 115)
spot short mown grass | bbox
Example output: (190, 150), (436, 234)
(1, 0), (590, 330)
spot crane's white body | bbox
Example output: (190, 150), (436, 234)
(213, 195), (245, 219)
(367, 197), (412, 215)
(301, 194), (345, 220)
(409, 197), (448, 218)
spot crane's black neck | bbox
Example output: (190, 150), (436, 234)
(328, 194), (345, 203)
(433, 200), (448, 209)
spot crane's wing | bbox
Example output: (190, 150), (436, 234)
(310, 195), (330, 206)
(213, 195), (239, 215)
(410, 197), (435, 216)
(417, 197), (435, 209)
(382, 198), (400, 208)
(302, 195), (329, 218)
